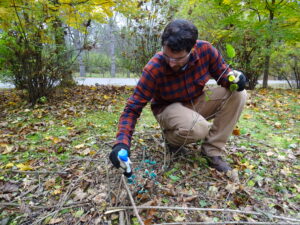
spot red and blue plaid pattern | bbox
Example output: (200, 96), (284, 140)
(115, 40), (231, 147)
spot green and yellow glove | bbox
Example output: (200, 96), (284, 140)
(227, 70), (247, 92)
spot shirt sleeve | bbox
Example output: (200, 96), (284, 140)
(115, 69), (156, 147)
(207, 43), (231, 88)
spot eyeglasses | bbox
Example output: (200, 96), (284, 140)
(163, 51), (191, 63)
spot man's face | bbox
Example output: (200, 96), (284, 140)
(162, 45), (190, 72)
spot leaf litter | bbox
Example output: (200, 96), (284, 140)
(0, 86), (299, 224)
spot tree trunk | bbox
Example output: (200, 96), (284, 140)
(262, 0), (275, 88)
(54, 20), (75, 86)
(292, 57), (300, 89)
(262, 51), (271, 88)
(74, 29), (86, 77)
(109, 18), (116, 78)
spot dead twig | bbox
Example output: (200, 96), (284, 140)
(32, 210), (58, 225)
(119, 211), (125, 225)
(0, 201), (89, 209)
(20, 184), (39, 198)
(153, 222), (298, 225)
(121, 175), (144, 225)
(114, 175), (124, 207)
(106, 158), (112, 203)
(52, 167), (94, 220)
(107, 206), (300, 223)
(0, 169), (68, 175)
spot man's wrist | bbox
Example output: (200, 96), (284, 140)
(113, 143), (130, 156)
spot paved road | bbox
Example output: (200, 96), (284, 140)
(0, 78), (293, 88)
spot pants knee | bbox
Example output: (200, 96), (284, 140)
(166, 120), (211, 145)
(192, 121), (211, 139)
(233, 89), (247, 105)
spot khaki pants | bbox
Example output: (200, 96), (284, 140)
(155, 87), (247, 156)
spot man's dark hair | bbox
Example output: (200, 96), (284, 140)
(161, 19), (198, 52)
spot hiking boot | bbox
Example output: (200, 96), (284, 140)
(206, 156), (232, 172)
(167, 144), (187, 156)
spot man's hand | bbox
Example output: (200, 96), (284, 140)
(228, 70), (247, 92)
(109, 143), (130, 168)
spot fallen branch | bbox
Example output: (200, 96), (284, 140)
(0, 201), (89, 209)
(107, 206), (300, 223)
(153, 222), (298, 225)
(121, 175), (144, 225)
(19, 185), (39, 198)
(106, 158), (112, 203)
(0, 169), (68, 175)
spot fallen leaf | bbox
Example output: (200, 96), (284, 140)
(45, 136), (62, 144)
(144, 218), (153, 225)
(226, 169), (240, 183)
(0, 122), (8, 127)
(247, 217), (257, 222)
(75, 144), (85, 149)
(243, 114), (252, 119)
(233, 213), (241, 221)
(278, 155), (287, 161)
(73, 188), (88, 201)
(280, 166), (292, 176)
(183, 195), (198, 202)
(225, 183), (239, 194)
(174, 215), (185, 222)
(160, 187), (177, 196)
(207, 186), (218, 197)
(247, 180), (255, 187)
(74, 209), (84, 218)
(48, 218), (63, 224)
(45, 178), (56, 190)
(274, 122), (282, 128)
(232, 127), (240, 136)
(0, 144), (14, 154)
(239, 161), (254, 170)
(0, 181), (19, 193)
(4, 163), (14, 169)
(16, 163), (33, 171)
(80, 148), (91, 156)
(93, 193), (106, 205)
(200, 215), (214, 222)
(289, 143), (297, 149)
(169, 175), (180, 182)
(52, 189), (62, 195)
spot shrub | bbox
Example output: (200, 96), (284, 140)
(0, 31), (73, 105)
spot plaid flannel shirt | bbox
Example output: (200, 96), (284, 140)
(115, 40), (231, 148)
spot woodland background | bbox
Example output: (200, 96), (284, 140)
(0, 0), (299, 104)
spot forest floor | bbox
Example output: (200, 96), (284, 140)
(0, 86), (299, 225)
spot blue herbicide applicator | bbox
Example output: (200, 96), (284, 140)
(118, 149), (132, 178)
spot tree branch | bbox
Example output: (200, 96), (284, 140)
(249, 7), (261, 22)
(12, 0), (28, 43)
(121, 175), (144, 225)
(107, 206), (300, 223)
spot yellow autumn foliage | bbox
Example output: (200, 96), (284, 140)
(0, 0), (138, 33)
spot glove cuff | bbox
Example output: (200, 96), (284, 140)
(113, 143), (130, 156)
(124, 171), (133, 177)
